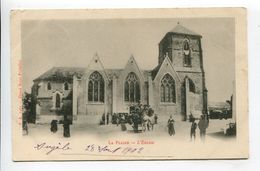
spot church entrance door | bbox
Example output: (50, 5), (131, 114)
(184, 77), (196, 120)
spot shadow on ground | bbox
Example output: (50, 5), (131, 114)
(208, 131), (236, 139)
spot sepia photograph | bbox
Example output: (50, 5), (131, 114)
(11, 8), (248, 160)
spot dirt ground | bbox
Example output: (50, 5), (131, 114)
(26, 114), (236, 143)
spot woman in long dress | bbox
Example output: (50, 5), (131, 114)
(120, 114), (127, 131)
(168, 115), (175, 136)
(50, 120), (58, 133)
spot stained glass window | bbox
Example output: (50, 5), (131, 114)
(124, 72), (140, 103)
(160, 74), (176, 103)
(88, 71), (105, 102)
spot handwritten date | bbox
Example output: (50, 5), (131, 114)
(85, 144), (144, 155)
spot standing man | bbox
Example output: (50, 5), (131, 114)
(102, 113), (105, 125)
(22, 120), (28, 135)
(154, 114), (158, 124)
(116, 113), (121, 126)
(61, 100), (72, 138)
(106, 113), (110, 125)
(112, 113), (117, 124)
(190, 120), (197, 141)
(189, 112), (195, 122)
(198, 115), (209, 142)
(133, 113), (139, 133)
(63, 115), (70, 138)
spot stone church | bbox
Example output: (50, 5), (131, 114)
(31, 24), (208, 123)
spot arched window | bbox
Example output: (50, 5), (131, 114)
(124, 72), (140, 103)
(88, 71), (104, 102)
(183, 40), (191, 67)
(55, 93), (61, 108)
(160, 74), (176, 103)
(188, 78), (196, 93)
(47, 82), (52, 90)
(64, 82), (69, 90)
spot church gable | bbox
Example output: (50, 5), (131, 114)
(153, 56), (181, 84)
(121, 55), (144, 81)
(85, 53), (109, 82)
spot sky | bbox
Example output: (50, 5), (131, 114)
(21, 18), (235, 102)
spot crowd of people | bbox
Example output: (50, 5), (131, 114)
(98, 102), (209, 142)
(100, 111), (159, 133)
(167, 113), (209, 142)
(23, 98), (209, 141)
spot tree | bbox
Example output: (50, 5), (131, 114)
(22, 92), (31, 125)
(23, 92), (31, 112)
(129, 103), (152, 133)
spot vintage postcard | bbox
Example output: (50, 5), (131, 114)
(11, 8), (248, 161)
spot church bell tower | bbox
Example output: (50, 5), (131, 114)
(158, 23), (203, 72)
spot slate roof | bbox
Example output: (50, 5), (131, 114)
(105, 69), (124, 79)
(151, 64), (162, 80)
(34, 67), (85, 82)
(105, 69), (150, 81)
(142, 70), (150, 81)
(34, 67), (151, 82)
(170, 24), (201, 37)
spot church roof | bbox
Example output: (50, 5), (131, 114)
(34, 67), (85, 82)
(105, 69), (150, 81)
(151, 63), (162, 80)
(105, 69), (124, 79)
(169, 24), (201, 37)
(34, 67), (151, 82)
(150, 56), (182, 82)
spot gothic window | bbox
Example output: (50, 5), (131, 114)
(47, 82), (52, 90)
(183, 40), (192, 67)
(64, 82), (69, 90)
(160, 74), (176, 103)
(88, 81), (93, 101)
(88, 71), (105, 102)
(124, 72), (140, 103)
(160, 84), (165, 102)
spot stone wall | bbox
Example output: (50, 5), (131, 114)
(151, 58), (182, 120)
(34, 80), (72, 116)
(40, 98), (53, 114)
(171, 34), (201, 69)
(76, 78), (86, 115)
(159, 33), (202, 70)
(37, 80), (72, 98)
